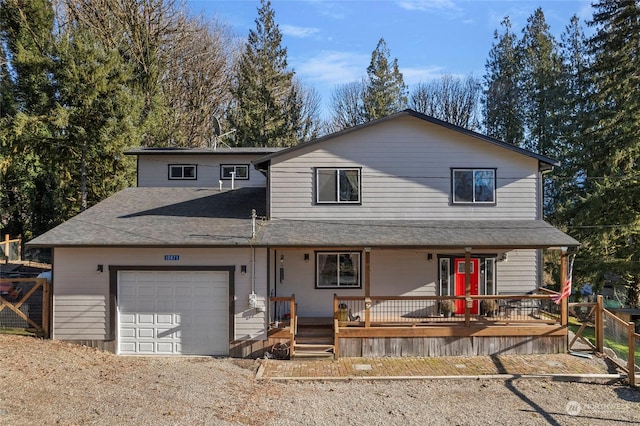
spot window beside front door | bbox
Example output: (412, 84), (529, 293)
(439, 258), (451, 296)
(439, 256), (497, 297)
(316, 168), (361, 204)
(316, 252), (361, 288)
(452, 168), (496, 204)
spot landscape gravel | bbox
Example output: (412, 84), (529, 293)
(1, 334), (639, 425)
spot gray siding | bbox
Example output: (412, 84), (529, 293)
(496, 249), (540, 293)
(269, 116), (540, 220)
(52, 247), (268, 342)
(137, 154), (267, 188)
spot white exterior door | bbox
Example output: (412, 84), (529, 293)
(118, 270), (229, 356)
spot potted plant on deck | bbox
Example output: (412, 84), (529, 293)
(440, 299), (455, 317)
(480, 299), (499, 317)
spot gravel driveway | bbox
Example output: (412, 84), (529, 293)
(1, 335), (639, 425)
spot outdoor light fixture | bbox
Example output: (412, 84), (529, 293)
(97, 264), (103, 273)
(427, 253), (433, 261)
(241, 265), (247, 274)
(304, 253), (310, 263)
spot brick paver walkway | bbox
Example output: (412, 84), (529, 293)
(258, 353), (621, 380)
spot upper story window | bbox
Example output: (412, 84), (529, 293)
(221, 164), (249, 180)
(169, 164), (197, 180)
(452, 168), (495, 204)
(316, 168), (361, 204)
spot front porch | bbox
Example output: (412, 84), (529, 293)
(269, 291), (568, 359)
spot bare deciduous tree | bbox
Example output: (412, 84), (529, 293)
(329, 80), (366, 132)
(63, 0), (236, 147)
(410, 74), (481, 130)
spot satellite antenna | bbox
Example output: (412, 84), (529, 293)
(212, 116), (221, 138)
(210, 116), (236, 150)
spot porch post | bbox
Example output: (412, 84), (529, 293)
(464, 247), (471, 326)
(596, 295), (604, 353)
(364, 248), (371, 297)
(560, 248), (568, 326)
(364, 248), (371, 327)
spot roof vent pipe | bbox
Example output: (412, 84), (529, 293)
(251, 209), (256, 239)
(231, 171), (236, 190)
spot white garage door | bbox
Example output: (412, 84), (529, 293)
(118, 271), (229, 356)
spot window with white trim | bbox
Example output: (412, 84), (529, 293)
(452, 168), (495, 204)
(169, 164), (197, 180)
(316, 168), (361, 204)
(316, 252), (361, 288)
(220, 164), (249, 180)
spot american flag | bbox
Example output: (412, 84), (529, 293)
(553, 255), (575, 305)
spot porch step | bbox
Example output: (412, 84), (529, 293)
(296, 336), (334, 345)
(297, 317), (333, 326)
(292, 343), (335, 360)
(296, 326), (333, 337)
(292, 319), (335, 359)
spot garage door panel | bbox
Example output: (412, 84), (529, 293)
(137, 328), (154, 338)
(118, 271), (229, 356)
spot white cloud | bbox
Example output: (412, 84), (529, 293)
(296, 50), (370, 85)
(308, 0), (348, 20)
(397, 0), (460, 12)
(281, 25), (320, 38)
(401, 66), (448, 86)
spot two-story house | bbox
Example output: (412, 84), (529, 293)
(28, 110), (579, 358)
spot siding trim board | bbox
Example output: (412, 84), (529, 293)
(107, 265), (235, 343)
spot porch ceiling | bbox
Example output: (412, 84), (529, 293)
(259, 219), (580, 249)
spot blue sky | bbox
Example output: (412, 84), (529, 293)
(188, 0), (593, 118)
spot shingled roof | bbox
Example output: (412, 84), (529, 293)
(28, 187), (266, 247)
(28, 187), (579, 249)
(258, 219), (579, 249)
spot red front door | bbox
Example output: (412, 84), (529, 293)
(454, 258), (479, 314)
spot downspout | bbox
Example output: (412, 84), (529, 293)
(539, 166), (553, 289)
(249, 210), (258, 309)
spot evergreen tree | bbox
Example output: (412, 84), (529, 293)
(520, 8), (564, 157)
(52, 22), (140, 215)
(0, 0), (140, 240)
(362, 38), (407, 121)
(228, 0), (302, 147)
(570, 0), (640, 305)
(0, 0), (59, 239)
(548, 15), (592, 227)
(483, 17), (524, 145)
(519, 9), (566, 221)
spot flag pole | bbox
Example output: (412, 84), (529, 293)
(560, 247), (568, 326)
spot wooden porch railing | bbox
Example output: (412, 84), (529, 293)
(334, 293), (563, 327)
(269, 295), (296, 358)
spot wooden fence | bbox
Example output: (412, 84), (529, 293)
(601, 304), (639, 387)
(568, 295), (638, 387)
(0, 234), (21, 262)
(0, 278), (50, 337)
